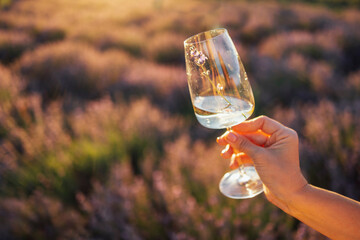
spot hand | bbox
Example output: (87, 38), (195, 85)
(217, 116), (308, 213)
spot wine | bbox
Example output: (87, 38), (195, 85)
(185, 28), (263, 199)
(193, 95), (254, 129)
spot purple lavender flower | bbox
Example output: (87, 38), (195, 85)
(190, 49), (200, 58)
(189, 47), (207, 66)
(196, 54), (207, 65)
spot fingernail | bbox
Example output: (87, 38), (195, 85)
(226, 132), (237, 143)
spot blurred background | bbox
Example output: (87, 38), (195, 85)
(0, 0), (359, 239)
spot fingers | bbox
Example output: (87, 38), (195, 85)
(217, 136), (228, 146)
(218, 131), (269, 147)
(232, 115), (284, 135)
(217, 115), (281, 169)
(229, 154), (240, 169)
(229, 153), (254, 169)
(223, 131), (263, 160)
(221, 144), (233, 159)
(242, 132), (269, 146)
(219, 133), (257, 169)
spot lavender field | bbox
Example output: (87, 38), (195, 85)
(0, 0), (359, 239)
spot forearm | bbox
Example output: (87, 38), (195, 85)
(287, 184), (360, 240)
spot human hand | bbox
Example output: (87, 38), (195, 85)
(217, 116), (308, 213)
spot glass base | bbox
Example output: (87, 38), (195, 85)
(219, 165), (264, 199)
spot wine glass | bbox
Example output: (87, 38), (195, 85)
(184, 28), (263, 199)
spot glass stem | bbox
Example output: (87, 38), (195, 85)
(237, 164), (250, 185)
(227, 127), (250, 185)
(238, 164), (245, 175)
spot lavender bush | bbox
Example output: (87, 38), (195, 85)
(0, 0), (359, 239)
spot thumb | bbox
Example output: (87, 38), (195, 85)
(224, 131), (264, 161)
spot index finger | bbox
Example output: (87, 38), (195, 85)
(232, 115), (284, 135)
(217, 131), (269, 146)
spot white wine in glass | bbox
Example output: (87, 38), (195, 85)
(184, 28), (263, 199)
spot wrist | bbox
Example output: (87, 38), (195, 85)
(285, 182), (312, 217)
(264, 173), (309, 215)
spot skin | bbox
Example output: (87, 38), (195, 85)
(217, 116), (360, 240)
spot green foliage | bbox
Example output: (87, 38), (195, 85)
(1, 131), (126, 206)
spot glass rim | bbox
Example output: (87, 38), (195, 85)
(184, 28), (228, 45)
